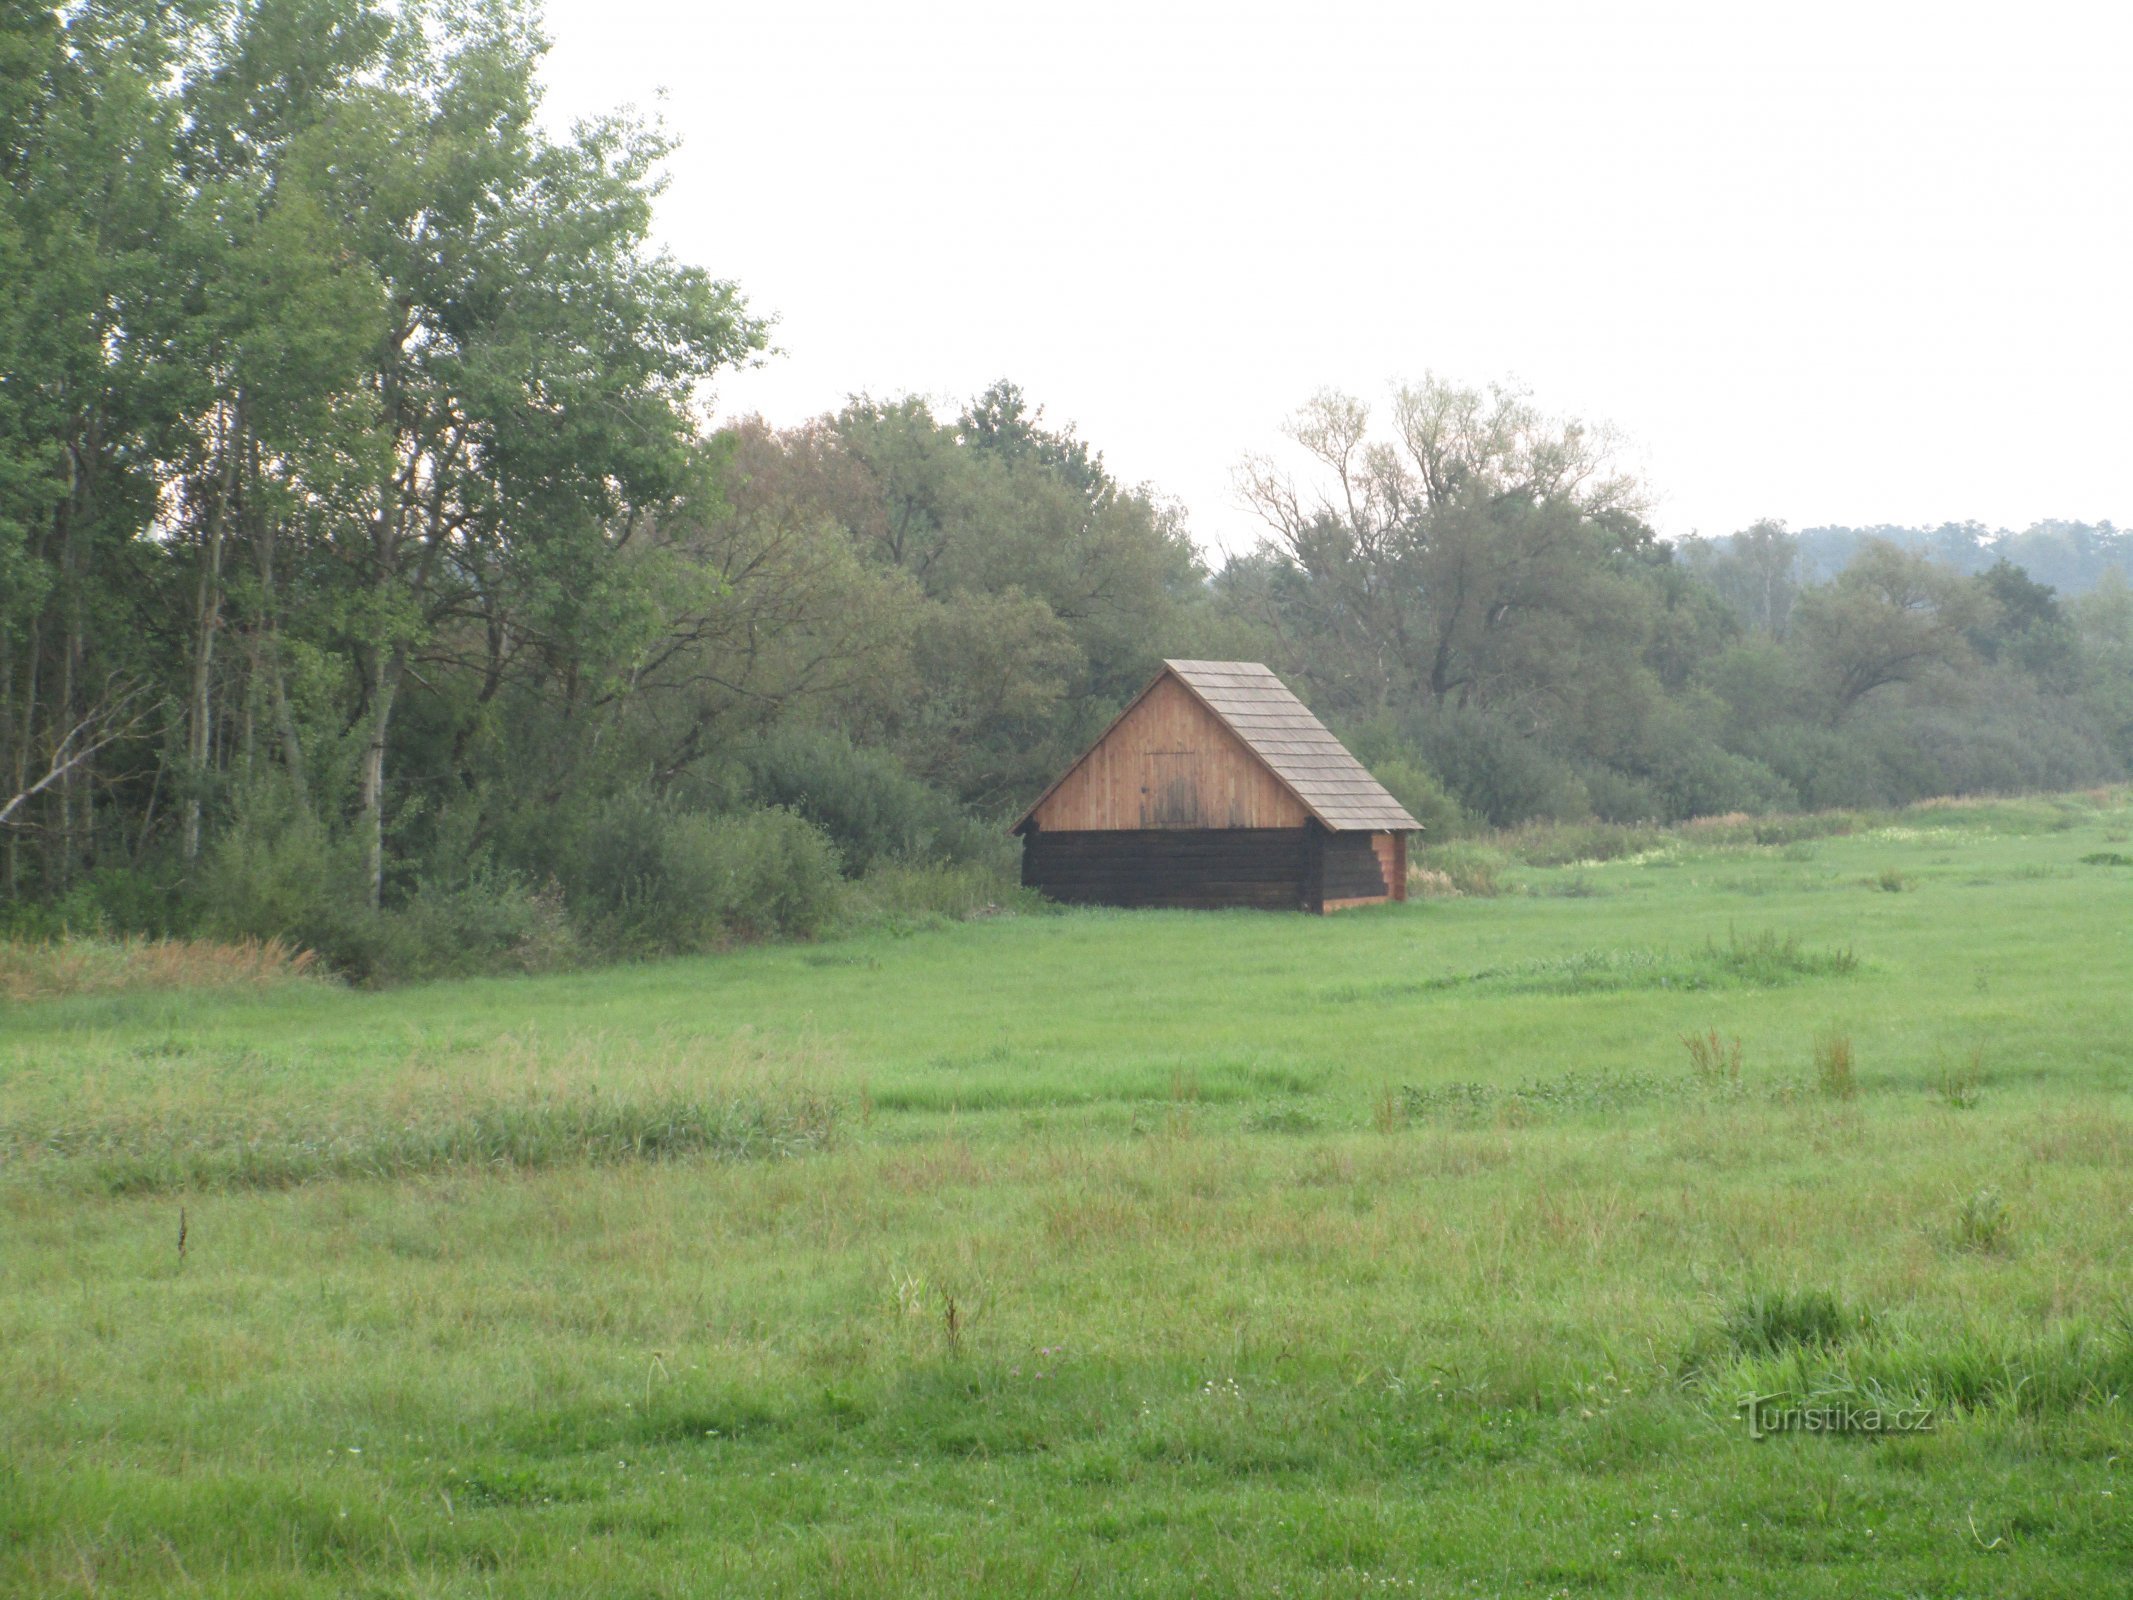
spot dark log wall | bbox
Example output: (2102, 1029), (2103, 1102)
(1313, 829), (1390, 904)
(1021, 828), (1309, 910)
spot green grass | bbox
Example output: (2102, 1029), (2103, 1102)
(4, 788), (2132, 1596)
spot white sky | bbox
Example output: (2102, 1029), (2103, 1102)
(535, 0), (2132, 554)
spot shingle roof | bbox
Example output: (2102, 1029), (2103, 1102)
(1162, 660), (1421, 832)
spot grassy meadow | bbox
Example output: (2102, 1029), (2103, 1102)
(4, 792), (2133, 1596)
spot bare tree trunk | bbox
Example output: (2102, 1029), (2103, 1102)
(55, 485), (80, 892)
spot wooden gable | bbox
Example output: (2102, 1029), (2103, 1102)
(1023, 671), (1310, 833)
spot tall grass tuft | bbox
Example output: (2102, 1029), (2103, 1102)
(1936, 1047), (1985, 1110)
(1952, 1188), (2012, 1254)
(1720, 1287), (1856, 1356)
(1409, 842), (1505, 897)
(1813, 1029), (1858, 1100)
(1681, 1029), (1743, 1088)
(1714, 928), (1857, 984)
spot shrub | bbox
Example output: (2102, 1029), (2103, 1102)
(1582, 765), (1664, 824)
(372, 873), (580, 982)
(838, 860), (1043, 932)
(577, 795), (843, 953)
(1360, 754), (1472, 840)
(1409, 708), (1591, 828)
(739, 726), (1004, 875)
(1643, 727), (1798, 821)
(195, 786), (386, 976)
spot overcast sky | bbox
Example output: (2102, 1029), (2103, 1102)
(534, 0), (2131, 555)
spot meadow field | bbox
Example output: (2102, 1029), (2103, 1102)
(4, 792), (2132, 1597)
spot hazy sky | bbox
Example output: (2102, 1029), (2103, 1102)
(535, 0), (2131, 554)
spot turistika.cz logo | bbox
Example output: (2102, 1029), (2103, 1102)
(1739, 1395), (1935, 1440)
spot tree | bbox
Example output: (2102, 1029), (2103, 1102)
(261, 0), (765, 904)
(1792, 541), (1988, 721)
(1234, 376), (1655, 732)
(1688, 519), (1799, 638)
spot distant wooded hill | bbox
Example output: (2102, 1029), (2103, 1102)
(1691, 521), (2130, 594)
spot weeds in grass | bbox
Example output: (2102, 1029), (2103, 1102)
(1813, 1030), (1857, 1100)
(2078, 851), (2133, 867)
(5, 1087), (843, 1195)
(1371, 1084), (1407, 1133)
(1410, 842), (1504, 897)
(1501, 822), (1670, 868)
(1721, 1288), (1856, 1356)
(1713, 928), (1857, 984)
(1399, 1069), (1666, 1122)
(1244, 1105), (1322, 1135)
(1681, 1030), (1743, 1087)
(1331, 930), (1856, 1005)
(1683, 811), (1861, 849)
(1875, 868), (1909, 892)
(1543, 873), (1602, 898)
(1936, 1048), (1984, 1110)
(0, 935), (319, 1001)
(1952, 1188), (2012, 1254)
(1405, 867), (1463, 899)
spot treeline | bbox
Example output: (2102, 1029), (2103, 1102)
(1698, 519), (2132, 594)
(1226, 386), (2132, 832)
(4, 4), (2130, 978)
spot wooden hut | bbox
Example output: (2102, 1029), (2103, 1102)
(1012, 659), (1420, 912)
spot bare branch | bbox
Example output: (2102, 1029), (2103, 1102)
(0, 682), (154, 830)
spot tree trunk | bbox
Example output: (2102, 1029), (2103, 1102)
(183, 406), (239, 864)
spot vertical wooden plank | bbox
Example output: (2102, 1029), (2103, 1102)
(1031, 671), (1307, 833)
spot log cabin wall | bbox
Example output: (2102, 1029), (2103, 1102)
(1027, 675), (1308, 833)
(1376, 831), (1407, 902)
(1311, 827), (1393, 912)
(1021, 828), (1310, 910)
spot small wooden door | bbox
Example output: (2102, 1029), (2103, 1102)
(1140, 750), (1203, 827)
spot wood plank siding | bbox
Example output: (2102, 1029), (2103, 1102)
(1013, 660), (1419, 913)
(1024, 825), (1409, 913)
(1026, 673), (1308, 833)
